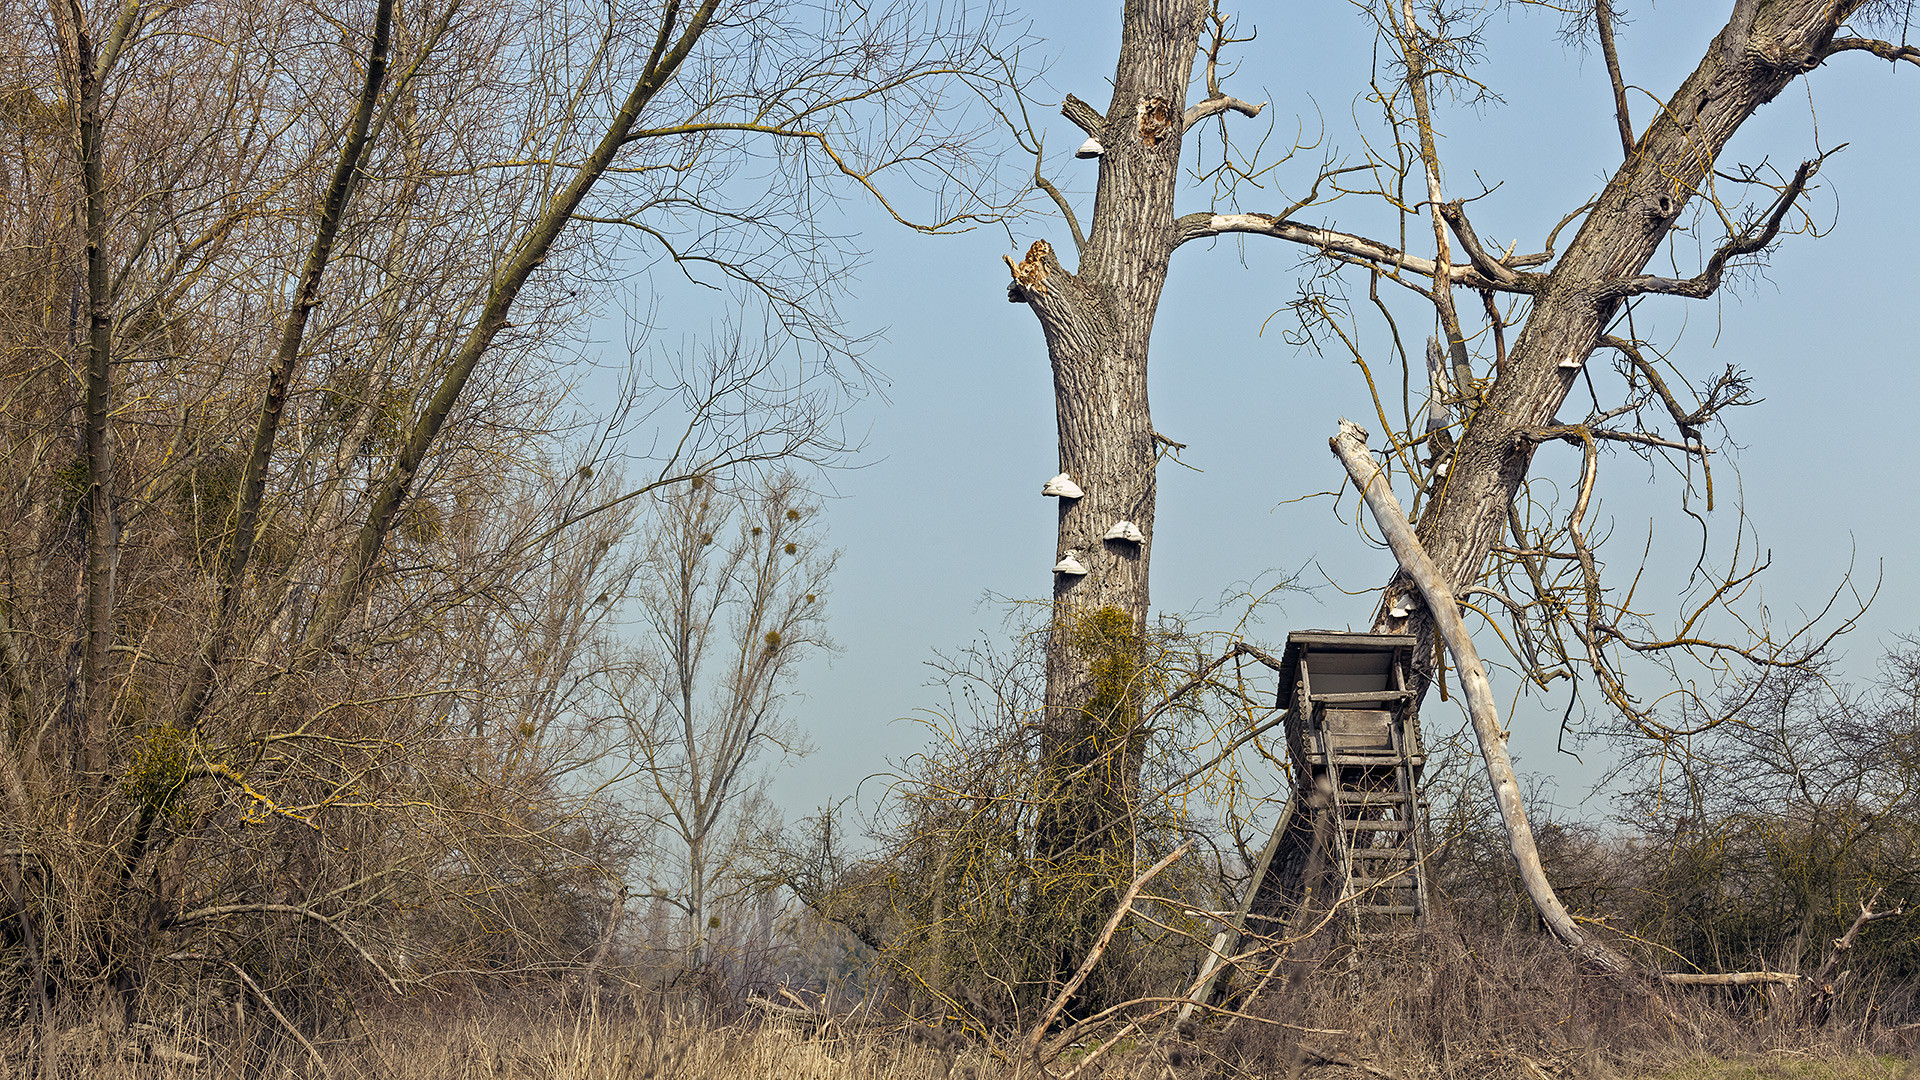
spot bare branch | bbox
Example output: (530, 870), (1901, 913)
(1176, 213), (1534, 293)
(1825, 36), (1920, 66)
(1035, 172), (1087, 254)
(164, 953), (332, 1077)
(1183, 93), (1264, 130)
(1061, 93), (1105, 137)
(1437, 200), (1548, 293)
(1024, 845), (1190, 1070)
(1607, 151), (1835, 299)
(166, 903), (403, 994)
(1595, 1), (1635, 158)
(1662, 970), (1803, 986)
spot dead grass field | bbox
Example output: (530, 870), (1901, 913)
(6, 994), (1914, 1080)
(7, 922), (1916, 1080)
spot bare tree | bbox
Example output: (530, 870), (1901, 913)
(603, 473), (834, 971)
(1, 0), (1019, 1039)
(1001, 0), (1915, 969)
(998, 0), (1223, 996)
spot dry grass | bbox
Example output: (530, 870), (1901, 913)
(4, 1001), (1913, 1080)
(338, 1009), (970, 1080)
(6, 923), (1916, 1080)
(1647, 1054), (1917, 1080)
(3, 1003), (993, 1080)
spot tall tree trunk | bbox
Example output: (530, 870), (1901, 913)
(1373, 1), (1865, 655)
(69, 6), (115, 786)
(1004, 0), (1206, 1003)
(688, 839), (707, 969)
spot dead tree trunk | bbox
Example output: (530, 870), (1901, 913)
(58, 0), (118, 787)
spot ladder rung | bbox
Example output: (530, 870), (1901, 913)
(1322, 753), (1426, 766)
(1344, 820), (1411, 831)
(1338, 794), (1408, 806)
(1347, 848), (1411, 859)
(1350, 877), (1415, 888)
(1311, 690), (1414, 704)
(1355, 904), (1421, 916)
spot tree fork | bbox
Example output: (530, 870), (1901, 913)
(1372, 0), (1869, 666)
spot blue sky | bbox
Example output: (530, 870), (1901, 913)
(599, 2), (1920, 831)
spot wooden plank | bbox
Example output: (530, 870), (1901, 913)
(1285, 631), (1417, 650)
(1275, 630), (1415, 707)
(1324, 733), (1392, 754)
(1301, 645), (1400, 699)
(1318, 752), (1426, 765)
(1340, 794), (1408, 807)
(1310, 690), (1412, 704)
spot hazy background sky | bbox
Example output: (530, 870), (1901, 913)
(592, 2), (1920, 833)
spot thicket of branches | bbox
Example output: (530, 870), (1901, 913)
(0, 0), (1022, 1054)
(775, 626), (1920, 1072)
(5, 0), (1920, 1071)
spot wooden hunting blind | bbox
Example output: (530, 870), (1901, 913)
(1277, 632), (1423, 778)
(1185, 632), (1429, 1013)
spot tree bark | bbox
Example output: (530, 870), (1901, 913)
(64, 2), (116, 785)
(1372, 0), (1866, 655)
(1005, 0), (1207, 1003)
(1007, 0), (1204, 871)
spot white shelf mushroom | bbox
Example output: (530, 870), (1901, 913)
(1074, 136), (1105, 159)
(1558, 354), (1585, 369)
(1041, 473), (1085, 499)
(1053, 551), (1089, 576)
(1103, 520), (1144, 544)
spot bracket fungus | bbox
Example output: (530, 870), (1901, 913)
(1042, 473), (1085, 499)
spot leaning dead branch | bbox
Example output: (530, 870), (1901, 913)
(1660, 971), (1803, 987)
(1804, 887), (1904, 1025)
(1330, 419), (1633, 976)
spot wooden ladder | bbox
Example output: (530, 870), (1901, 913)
(1312, 683), (1428, 940)
(1183, 632), (1429, 1013)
